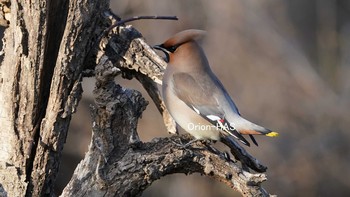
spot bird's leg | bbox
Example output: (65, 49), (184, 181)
(171, 138), (215, 149)
(170, 137), (185, 147)
(169, 137), (185, 146)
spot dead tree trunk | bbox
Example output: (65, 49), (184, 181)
(0, 1), (272, 196)
(0, 0), (109, 196)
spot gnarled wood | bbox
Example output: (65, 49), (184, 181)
(0, 0), (109, 196)
(62, 55), (269, 196)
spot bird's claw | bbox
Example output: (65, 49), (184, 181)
(171, 138), (214, 149)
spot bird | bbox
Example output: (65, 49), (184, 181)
(154, 29), (278, 147)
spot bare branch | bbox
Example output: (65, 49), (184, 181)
(61, 57), (269, 196)
(116, 15), (178, 26)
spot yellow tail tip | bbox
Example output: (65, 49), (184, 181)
(266, 131), (279, 137)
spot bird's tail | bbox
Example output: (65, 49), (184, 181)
(265, 131), (279, 137)
(232, 116), (279, 137)
(238, 127), (279, 137)
(227, 116), (279, 146)
(223, 116), (278, 146)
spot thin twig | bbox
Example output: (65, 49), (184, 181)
(116, 15), (178, 26)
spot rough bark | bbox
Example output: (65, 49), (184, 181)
(0, 0), (108, 196)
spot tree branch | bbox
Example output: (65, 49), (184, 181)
(62, 56), (269, 196)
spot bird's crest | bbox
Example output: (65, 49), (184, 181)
(162, 29), (206, 48)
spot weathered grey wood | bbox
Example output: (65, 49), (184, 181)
(0, 0), (109, 196)
(61, 50), (269, 196)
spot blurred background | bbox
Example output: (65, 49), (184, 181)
(56, 0), (350, 196)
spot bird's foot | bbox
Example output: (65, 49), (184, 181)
(171, 138), (199, 148)
(171, 138), (214, 149)
(170, 138), (184, 147)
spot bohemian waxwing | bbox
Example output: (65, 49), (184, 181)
(154, 29), (278, 146)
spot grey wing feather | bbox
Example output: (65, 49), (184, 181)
(172, 72), (224, 117)
(172, 72), (250, 146)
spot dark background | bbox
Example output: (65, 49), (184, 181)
(55, 0), (350, 196)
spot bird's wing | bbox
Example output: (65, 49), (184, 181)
(172, 72), (250, 146)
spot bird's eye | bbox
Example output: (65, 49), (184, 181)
(168, 45), (178, 53)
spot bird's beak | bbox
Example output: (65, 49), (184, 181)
(153, 44), (170, 62)
(153, 44), (164, 50)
